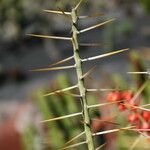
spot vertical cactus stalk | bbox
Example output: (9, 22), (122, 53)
(29, 2), (130, 149)
(71, 8), (95, 150)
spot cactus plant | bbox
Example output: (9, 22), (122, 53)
(28, 0), (149, 149)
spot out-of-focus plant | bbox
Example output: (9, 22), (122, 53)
(34, 74), (84, 149)
(0, 0), (74, 41)
(139, 0), (150, 13)
(104, 50), (150, 149)
(21, 126), (38, 150)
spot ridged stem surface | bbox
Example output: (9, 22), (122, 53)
(71, 8), (95, 150)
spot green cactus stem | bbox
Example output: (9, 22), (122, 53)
(71, 8), (95, 150)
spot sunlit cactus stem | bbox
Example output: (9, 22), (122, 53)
(71, 8), (95, 150)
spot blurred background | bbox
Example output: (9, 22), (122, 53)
(0, 0), (150, 150)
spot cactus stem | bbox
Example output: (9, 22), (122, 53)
(71, 8), (95, 150)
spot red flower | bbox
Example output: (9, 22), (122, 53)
(128, 113), (139, 123)
(107, 92), (121, 102)
(118, 104), (126, 111)
(141, 122), (150, 130)
(121, 91), (133, 101)
(142, 111), (150, 121)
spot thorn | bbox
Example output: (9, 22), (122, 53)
(95, 143), (107, 150)
(44, 85), (78, 96)
(74, 0), (84, 10)
(58, 141), (87, 150)
(137, 131), (150, 139)
(62, 92), (81, 98)
(79, 120), (90, 127)
(129, 80), (148, 104)
(86, 88), (118, 92)
(92, 118), (120, 126)
(64, 132), (85, 146)
(141, 104), (150, 107)
(79, 43), (101, 47)
(128, 69), (150, 78)
(40, 112), (82, 123)
(79, 12), (104, 19)
(79, 18), (115, 34)
(93, 126), (134, 136)
(49, 56), (74, 67)
(87, 100), (123, 109)
(129, 135), (142, 150)
(80, 66), (96, 79)
(43, 9), (71, 15)
(127, 71), (148, 74)
(81, 48), (129, 62)
(30, 65), (75, 72)
(27, 34), (71, 41)
(134, 106), (150, 112)
(57, 7), (71, 20)
(129, 128), (150, 132)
